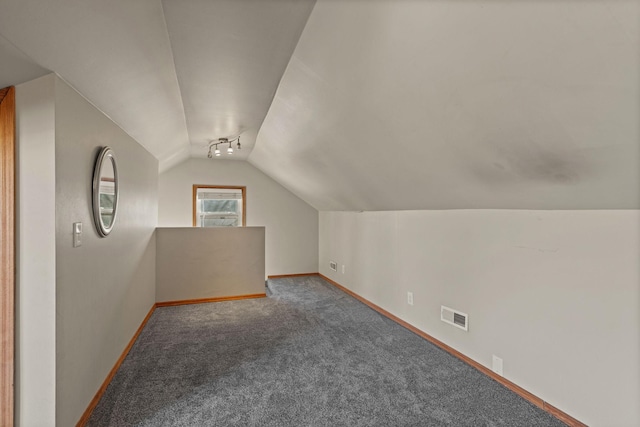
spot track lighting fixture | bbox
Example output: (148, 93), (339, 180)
(207, 135), (241, 159)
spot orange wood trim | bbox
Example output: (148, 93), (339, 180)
(0, 86), (15, 427)
(192, 185), (247, 227)
(192, 185), (196, 226)
(268, 273), (320, 279)
(76, 304), (157, 427)
(156, 293), (266, 307)
(241, 186), (246, 226)
(76, 292), (266, 425)
(544, 402), (588, 427)
(318, 274), (586, 427)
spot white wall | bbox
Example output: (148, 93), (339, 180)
(16, 75), (158, 427)
(159, 158), (318, 276)
(319, 210), (639, 427)
(156, 227), (265, 302)
(53, 76), (158, 426)
(16, 74), (56, 427)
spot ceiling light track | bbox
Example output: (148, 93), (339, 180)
(207, 136), (241, 158)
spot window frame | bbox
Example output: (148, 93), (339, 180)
(192, 184), (246, 227)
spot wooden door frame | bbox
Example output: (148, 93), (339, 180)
(1, 86), (16, 427)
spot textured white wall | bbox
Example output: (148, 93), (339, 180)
(54, 77), (158, 427)
(156, 227), (265, 302)
(159, 159), (318, 277)
(319, 210), (640, 427)
(16, 74), (56, 427)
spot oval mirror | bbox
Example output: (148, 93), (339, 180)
(92, 147), (119, 237)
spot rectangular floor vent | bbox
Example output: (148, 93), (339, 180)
(329, 261), (337, 272)
(441, 306), (468, 331)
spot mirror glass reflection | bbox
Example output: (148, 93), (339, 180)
(99, 157), (116, 228)
(92, 147), (119, 237)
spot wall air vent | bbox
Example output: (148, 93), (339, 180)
(441, 306), (468, 331)
(329, 261), (337, 272)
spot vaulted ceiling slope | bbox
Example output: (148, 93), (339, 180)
(164, 0), (315, 162)
(249, 0), (640, 210)
(0, 34), (48, 88)
(0, 0), (315, 170)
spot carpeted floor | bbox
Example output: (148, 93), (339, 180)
(87, 276), (565, 426)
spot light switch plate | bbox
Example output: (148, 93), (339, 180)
(73, 222), (82, 247)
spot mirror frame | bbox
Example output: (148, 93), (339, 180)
(92, 146), (119, 237)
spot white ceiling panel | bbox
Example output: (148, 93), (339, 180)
(0, 0), (314, 169)
(0, 0), (190, 168)
(0, 0), (637, 209)
(162, 0), (315, 160)
(0, 34), (49, 88)
(250, 0), (640, 210)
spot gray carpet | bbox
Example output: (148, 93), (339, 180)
(87, 276), (565, 426)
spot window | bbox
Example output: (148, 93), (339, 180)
(99, 178), (116, 228)
(192, 185), (246, 227)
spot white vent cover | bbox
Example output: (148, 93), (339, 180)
(441, 306), (468, 331)
(329, 261), (337, 271)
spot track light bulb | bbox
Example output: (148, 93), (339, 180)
(208, 136), (240, 158)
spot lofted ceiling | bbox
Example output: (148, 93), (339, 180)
(0, 0), (638, 210)
(0, 0), (315, 170)
(250, 0), (640, 210)
(0, 33), (48, 88)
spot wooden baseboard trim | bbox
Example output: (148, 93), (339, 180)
(76, 304), (157, 427)
(267, 273), (319, 279)
(318, 274), (587, 427)
(544, 402), (588, 427)
(156, 293), (267, 307)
